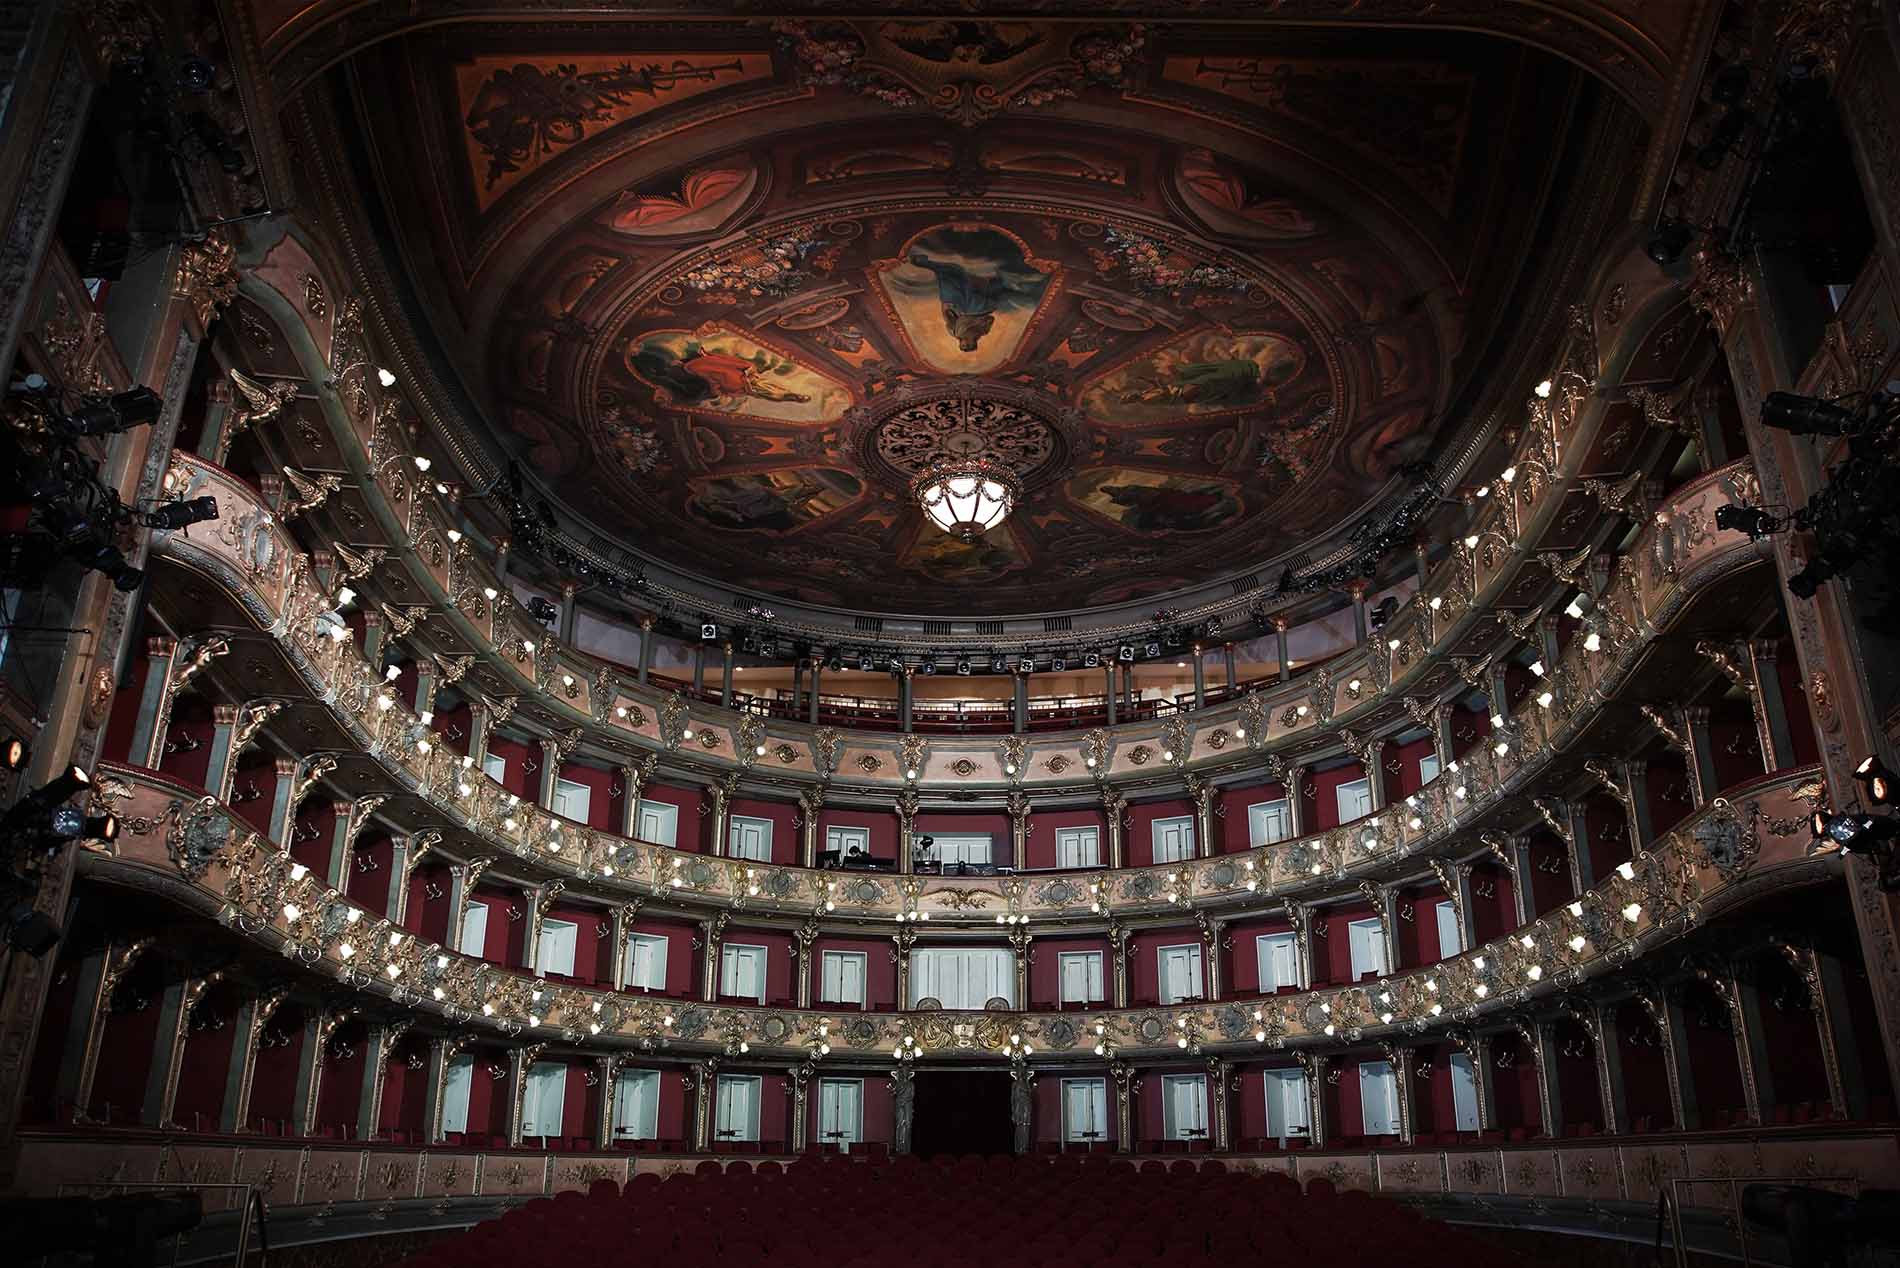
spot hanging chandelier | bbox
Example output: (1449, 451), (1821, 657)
(911, 458), (1022, 541)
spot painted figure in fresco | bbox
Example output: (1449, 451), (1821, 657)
(630, 336), (811, 410)
(903, 228), (1050, 353)
(1093, 479), (1237, 533)
(1083, 331), (1305, 421)
(690, 473), (840, 532)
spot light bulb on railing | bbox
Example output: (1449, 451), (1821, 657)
(378, 367), (397, 387)
(1529, 660), (1545, 677)
(1534, 379), (1552, 398)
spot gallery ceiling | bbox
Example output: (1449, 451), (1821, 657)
(318, 18), (1635, 617)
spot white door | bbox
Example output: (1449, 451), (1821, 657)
(1248, 799), (1292, 846)
(522, 1062), (567, 1140)
(720, 944), (767, 1002)
(442, 1054), (475, 1134)
(1419, 752), (1441, 785)
(613, 1068), (660, 1141)
(933, 835), (992, 868)
(1449, 1052), (1481, 1131)
(1158, 944), (1204, 1004)
(552, 777), (592, 825)
(1062, 1078), (1109, 1144)
(825, 825), (870, 859)
(1347, 917), (1387, 981)
(817, 1078), (862, 1149)
(1264, 1068), (1310, 1143)
(1256, 932), (1300, 992)
(535, 917), (578, 978)
(1163, 1074), (1209, 1141)
(1359, 1060), (1399, 1136)
(1336, 778), (1373, 824)
(820, 950), (867, 1005)
(636, 799), (678, 847)
(1055, 826), (1100, 868)
(728, 815), (773, 861)
(458, 901), (490, 957)
(1152, 816), (1196, 863)
(714, 1074), (760, 1143)
(910, 947), (1014, 1009)
(481, 752), (507, 784)
(1435, 900), (1462, 959)
(1058, 950), (1104, 1004)
(625, 932), (668, 991)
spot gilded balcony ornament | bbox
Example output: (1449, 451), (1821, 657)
(810, 726), (842, 775)
(1688, 242), (1752, 337)
(226, 368), (301, 444)
(657, 692), (689, 749)
(1126, 744), (1153, 766)
(898, 733), (928, 779)
(231, 699), (284, 754)
(1307, 667), (1336, 725)
(1160, 715), (1190, 768)
(1081, 728), (1111, 775)
(999, 734), (1027, 782)
(1236, 689), (1268, 748)
(1043, 754), (1072, 774)
(172, 228), (240, 331)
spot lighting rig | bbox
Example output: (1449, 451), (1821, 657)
(1810, 754), (1900, 892)
(0, 742), (119, 955)
(1, 388), (218, 595)
(1713, 390), (1899, 613)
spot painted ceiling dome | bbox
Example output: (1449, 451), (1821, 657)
(324, 18), (1634, 618)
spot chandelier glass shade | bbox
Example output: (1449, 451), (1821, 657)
(912, 458), (1022, 541)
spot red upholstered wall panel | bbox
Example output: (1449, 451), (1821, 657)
(555, 761), (615, 830)
(811, 936), (896, 1009)
(248, 1004), (305, 1129)
(817, 808), (899, 862)
(172, 1008), (237, 1130)
(409, 860), (453, 946)
(543, 903), (609, 985)
(102, 648), (149, 766)
(641, 782), (706, 851)
(915, 811), (1012, 867)
(315, 1020), (368, 1135)
(1028, 935), (1111, 1008)
(346, 831), (393, 914)
(1128, 929), (1205, 1005)
(1387, 736), (1438, 800)
(1224, 917), (1296, 997)
(287, 799), (334, 876)
(1125, 798), (1194, 868)
(484, 736), (536, 801)
(729, 797), (799, 865)
(626, 918), (700, 997)
(1217, 783), (1287, 853)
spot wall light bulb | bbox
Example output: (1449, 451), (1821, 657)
(1622, 902), (1643, 922)
(1534, 379), (1553, 398)
(1537, 691), (1554, 709)
(413, 456), (431, 472)
(1529, 660), (1545, 677)
(1616, 861), (1636, 880)
(377, 367), (397, 387)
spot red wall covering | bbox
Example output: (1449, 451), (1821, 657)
(914, 811), (1012, 867)
(729, 797), (799, 865)
(1614, 999), (1676, 1131)
(91, 961), (166, 1121)
(315, 1019), (368, 1136)
(1386, 736), (1439, 801)
(555, 761), (615, 831)
(1028, 935), (1112, 1008)
(1125, 798), (1194, 868)
(1128, 929), (1206, 1005)
(1224, 917), (1296, 997)
(1216, 783), (1287, 853)
(810, 936), (896, 1009)
(102, 647), (149, 766)
(641, 781), (706, 851)
(1022, 807), (1108, 869)
(171, 983), (240, 1130)
(624, 917), (700, 997)
(542, 903), (611, 985)
(248, 1004), (305, 1130)
(1399, 883), (1456, 969)
(346, 831), (393, 914)
(287, 800), (336, 879)
(816, 808), (898, 863)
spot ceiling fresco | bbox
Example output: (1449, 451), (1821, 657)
(335, 19), (1617, 616)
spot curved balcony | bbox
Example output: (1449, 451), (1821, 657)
(139, 445), (1772, 922)
(185, 248), (1702, 793)
(84, 762), (1829, 1060)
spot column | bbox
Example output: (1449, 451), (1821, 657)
(144, 975), (200, 1129)
(1284, 766), (1306, 836)
(446, 864), (474, 953)
(1010, 1064), (1035, 1155)
(1376, 887), (1401, 976)
(1009, 928), (1032, 1007)
(707, 777), (735, 858)
(1288, 906), (1315, 990)
(493, 536), (512, 587)
(1560, 798), (1595, 897)
(357, 1020), (409, 1142)
(791, 660), (805, 716)
(892, 930), (915, 1011)
(197, 377), (235, 463)
(1617, 760), (1656, 848)
(1012, 672), (1028, 733)
(129, 637), (179, 770)
(521, 883), (548, 973)
(324, 799), (354, 890)
(266, 759), (300, 848)
(1536, 616), (1565, 711)
(808, 659), (823, 724)
(1104, 664), (1117, 726)
(719, 643), (735, 707)
(1188, 775), (1216, 859)
(1191, 649), (1206, 711)
(1790, 946), (1870, 1120)
(1346, 580), (1370, 644)
(1202, 919), (1226, 1000)
(1451, 863), (1476, 954)
(692, 644), (706, 695)
(899, 666), (914, 734)
(421, 1038), (453, 1144)
(413, 660), (439, 722)
(794, 921), (817, 1008)
(202, 705), (242, 803)
(595, 1056), (616, 1150)
(1529, 1024), (1564, 1139)
(1100, 921), (1130, 1009)
(1208, 1058), (1233, 1151)
(1304, 1054), (1329, 1149)
(506, 1047), (529, 1147)
(1747, 640), (1797, 773)
(798, 787), (824, 868)
(1509, 836), (1535, 926)
(700, 918), (722, 1003)
(1223, 645), (1238, 696)
(537, 738), (560, 813)
(360, 609), (386, 667)
(636, 617), (655, 684)
(1394, 1046), (1420, 1144)
(386, 835), (413, 926)
(892, 1066), (917, 1155)
(558, 582), (579, 644)
(1471, 1035), (1497, 1132)
(895, 792), (918, 875)
(291, 1013), (329, 1138)
(223, 989), (289, 1133)
(1723, 969), (1776, 1126)
(1110, 1064), (1134, 1153)
(790, 1067), (810, 1154)
(1591, 1003), (1628, 1137)
(1007, 791), (1030, 865)
(465, 700), (493, 767)
(618, 762), (647, 836)
(57, 945), (112, 1119)
(1681, 706), (1719, 808)
(1433, 704), (1457, 770)
(1273, 616), (1291, 682)
(1364, 742), (1388, 813)
(1646, 991), (1699, 1130)
(1102, 789), (1127, 870)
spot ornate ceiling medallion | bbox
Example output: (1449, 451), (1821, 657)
(871, 385), (1065, 540)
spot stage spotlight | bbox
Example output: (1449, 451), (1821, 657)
(66, 388), (162, 436)
(956, 658), (972, 676)
(859, 652), (876, 672)
(24, 765), (90, 808)
(1855, 755), (1895, 805)
(1, 736), (26, 770)
(1116, 645), (1134, 663)
(1787, 558), (1835, 599)
(1083, 651), (1101, 669)
(1760, 392), (1858, 436)
(990, 654), (1007, 674)
(699, 623), (719, 641)
(526, 596), (558, 623)
(47, 806), (118, 841)
(1645, 220), (1692, 266)
(143, 496), (218, 530)
(2, 903), (60, 956)
(1715, 503), (1781, 537)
